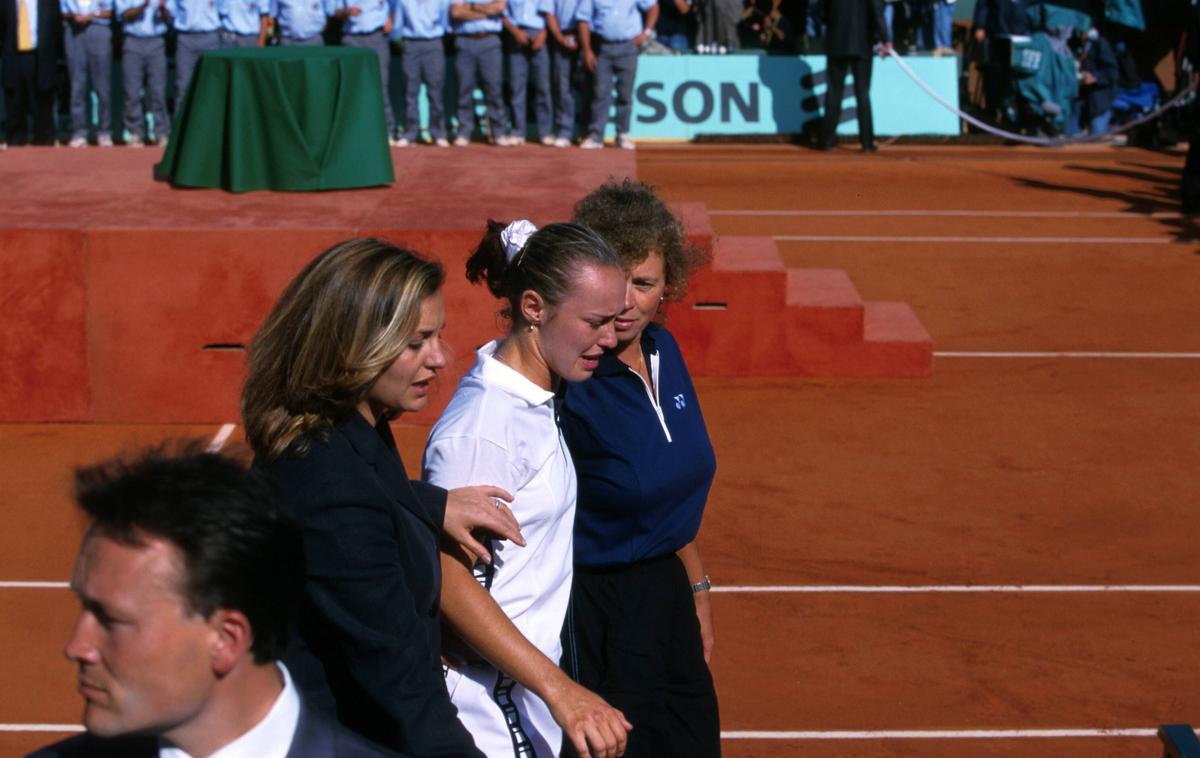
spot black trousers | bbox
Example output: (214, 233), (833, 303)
(4, 51), (56, 145)
(821, 54), (875, 148)
(561, 554), (721, 758)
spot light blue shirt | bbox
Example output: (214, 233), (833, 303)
(271, 0), (331, 39)
(218, 0), (266, 34)
(61, 0), (112, 26)
(577, 0), (652, 40)
(451, 0), (500, 34)
(339, 0), (389, 33)
(116, 0), (168, 36)
(168, 0), (220, 31)
(391, 0), (447, 39)
(504, 0), (548, 30)
(547, 0), (580, 29)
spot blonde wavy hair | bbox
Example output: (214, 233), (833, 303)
(241, 238), (445, 462)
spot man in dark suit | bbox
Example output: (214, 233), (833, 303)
(0, 0), (61, 144)
(27, 446), (401, 758)
(818, 0), (891, 152)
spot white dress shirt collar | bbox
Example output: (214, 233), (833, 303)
(159, 663), (300, 758)
(478, 340), (556, 408)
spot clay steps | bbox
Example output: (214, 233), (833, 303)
(666, 206), (933, 378)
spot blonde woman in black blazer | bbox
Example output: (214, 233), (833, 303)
(242, 238), (525, 758)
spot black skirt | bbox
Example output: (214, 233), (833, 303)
(561, 553), (721, 758)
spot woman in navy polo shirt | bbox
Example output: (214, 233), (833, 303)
(560, 179), (721, 757)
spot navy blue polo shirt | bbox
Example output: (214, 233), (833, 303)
(560, 323), (716, 567)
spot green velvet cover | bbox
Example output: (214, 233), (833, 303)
(157, 47), (395, 192)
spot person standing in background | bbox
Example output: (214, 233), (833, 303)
(817, 0), (889, 153)
(218, 0), (270, 47)
(272, 0), (331, 45)
(1, 0), (62, 144)
(450, 0), (507, 145)
(170, 0), (221, 105)
(392, 0), (451, 146)
(576, 0), (656, 149)
(62, 0), (113, 147)
(500, 0), (552, 145)
(971, 0), (1028, 121)
(543, 0), (582, 146)
(1067, 25), (1118, 138)
(337, 0), (399, 144)
(116, 0), (170, 145)
(931, 0), (954, 56)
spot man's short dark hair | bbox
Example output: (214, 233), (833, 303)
(74, 444), (303, 664)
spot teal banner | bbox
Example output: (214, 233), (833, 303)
(624, 54), (961, 139)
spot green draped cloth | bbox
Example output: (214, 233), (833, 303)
(157, 47), (394, 192)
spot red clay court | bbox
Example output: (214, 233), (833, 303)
(2, 141), (1198, 756)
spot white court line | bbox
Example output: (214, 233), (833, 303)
(712, 209), (1183, 219)
(713, 585), (1200, 593)
(935, 351), (1200, 360)
(6, 583), (1200, 593)
(772, 234), (1192, 244)
(0, 724), (84, 733)
(721, 728), (1164, 740)
(207, 423), (236, 453)
(0, 581), (69, 589)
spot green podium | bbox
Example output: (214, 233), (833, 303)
(158, 47), (395, 192)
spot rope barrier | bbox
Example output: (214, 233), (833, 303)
(885, 48), (1199, 147)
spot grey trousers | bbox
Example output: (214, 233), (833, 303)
(401, 37), (445, 141)
(65, 23), (112, 139)
(587, 38), (637, 138)
(343, 29), (394, 132)
(505, 30), (551, 138)
(454, 33), (504, 139)
(122, 35), (169, 141)
(549, 37), (579, 139)
(281, 36), (323, 46)
(219, 30), (260, 48)
(175, 30), (221, 107)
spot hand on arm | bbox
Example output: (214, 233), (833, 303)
(530, 28), (546, 50)
(677, 541), (714, 664)
(442, 484), (525, 563)
(440, 549), (632, 758)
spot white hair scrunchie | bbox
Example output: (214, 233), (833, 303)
(500, 220), (538, 264)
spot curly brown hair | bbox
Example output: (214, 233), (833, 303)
(572, 179), (709, 302)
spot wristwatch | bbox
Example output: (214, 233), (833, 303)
(691, 575), (711, 594)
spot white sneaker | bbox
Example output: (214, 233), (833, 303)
(579, 135), (603, 149)
(126, 135), (145, 147)
(97, 134), (113, 147)
(552, 136), (571, 148)
(616, 133), (635, 150)
(717, 45), (727, 54)
(390, 136), (410, 147)
(540, 135), (557, 147)
(452, 135), (470, 147)
(434, 137), (450, 147)
(496, 134), (524, 147)
(68, 136), (87, 148)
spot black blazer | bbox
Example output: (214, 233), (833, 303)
(263, 413), (480, 758)
(820, 0), (886, 59)
(26, 694), (405, 757)
(0, 0), (61, 90)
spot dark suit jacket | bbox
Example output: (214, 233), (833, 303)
(820, 0), (886, 59)
(263, 414), (480, 758)
(972, 0), (1030, 38)
(26, 694), (405, 757)
(0, 0), (61, 90)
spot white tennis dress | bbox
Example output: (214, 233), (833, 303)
(422, 340), (576, 758)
